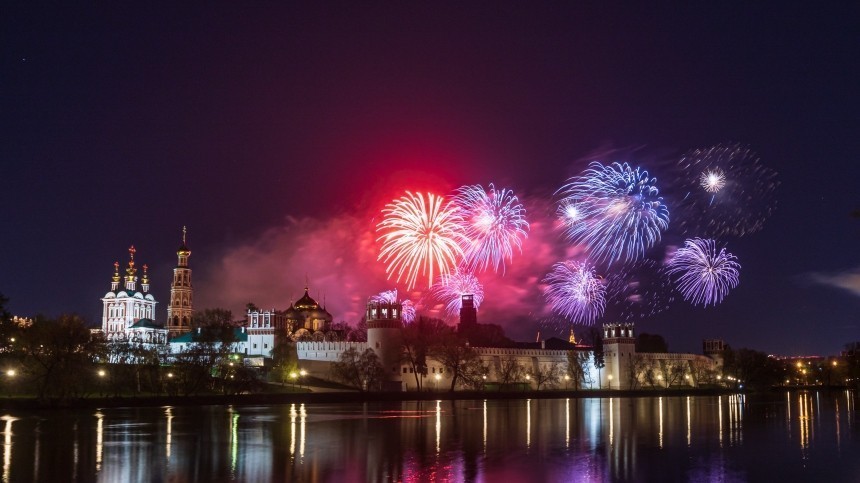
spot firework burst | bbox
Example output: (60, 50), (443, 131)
(377, 191), (465, 290)
(557, 161), (670, 266)
(666, 238), (740, 306)
(370, 288), (416, 323)
(542, 260), (606, 325)
(677, 143), (778, 237)
(430, 270), (485, 318)
(453, 183), (529, 273)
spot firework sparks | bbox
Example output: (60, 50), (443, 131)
(700, 169), (726, 193)
(542, 260), (606, 325)
(453, 183), (529, 273)
(557, 161), (670, 266)
(430, 270), (485, 318)
(377, 191), (465, 290)
(677, 143), (778, 237)
(666, 238), (740, 306)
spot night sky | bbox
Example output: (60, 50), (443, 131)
(2, 4), (858, 355)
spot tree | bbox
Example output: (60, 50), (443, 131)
(0, 292), (12, 341)
(690, 358), (718, 387)
(458, 357), (490, 390)
(591, 329), (605, 389)
(528, 361), (563, 390)
(102, 340), (170, 395)
(171, 322), (239, 395)
(332, 347), (385, 391)
(566, 350), (592, 390)
(193, 308), (237, 328)
(401, 317), (447, 391)
(643, 359), (660, 388)
(733, 348), (783, 389)
(346, 317), (368, 342)
(625, 354), (648, 390)
(431, 332), (479, 391)
(17, 314), (104, 403)
(270, 330), (298, 384)
(497, 356), (525, 390)
(843, 342), (860, 387)
(663, 360), (686, 387)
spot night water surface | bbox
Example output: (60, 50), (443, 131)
(1, 391), (857, 482)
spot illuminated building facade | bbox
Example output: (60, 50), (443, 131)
(298, 295), (724, 391)
(99, 246), (167, 344)
(245, 287), (334, 342)
(166, 227), (193, 337)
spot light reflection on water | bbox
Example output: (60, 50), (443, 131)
(0, 391), (858, 482)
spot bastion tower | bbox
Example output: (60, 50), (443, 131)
(366, 299), (404, 391)
(602, 322), (636, 390)
(166, 227), (193, 338)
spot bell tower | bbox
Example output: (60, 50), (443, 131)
(167, 226), (193, 337)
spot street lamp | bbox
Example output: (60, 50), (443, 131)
(607, 374), (613, 389)
(98, 369), (106, 377)
(434, 373), (441, 391)
(5, 370), (15, 377)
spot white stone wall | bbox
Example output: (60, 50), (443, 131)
(297, 341), (368, 362)
(295, 336), (721, 391)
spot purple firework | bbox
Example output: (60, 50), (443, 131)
(557, 161), (669, 266)
(453, 183), (529, 273)
(666, 238), (740, 306)
(542, 260), (606, 325)
(430, 270), (485, 318)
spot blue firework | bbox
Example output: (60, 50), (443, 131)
(557, 161), (670, 266)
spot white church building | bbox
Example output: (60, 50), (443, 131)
(98, 246), (167, 344)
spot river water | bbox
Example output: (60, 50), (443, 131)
(0, 391), (857, 482)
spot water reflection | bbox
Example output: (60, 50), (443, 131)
(95, 411), (103, 471)
(0, 392), (857, 481)
(164, 406), (172, 461)
(2, 416), (15, 483)
(482, 399), (487, 454)
(658, 396), (663, 448)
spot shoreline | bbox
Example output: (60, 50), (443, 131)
(0, 386), (850, 411)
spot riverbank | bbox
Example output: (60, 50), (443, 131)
(2, 385), (848, 411)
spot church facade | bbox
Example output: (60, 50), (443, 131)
(98, 228), (194, 345)
(99, 246), (167, 344)
(245, 287), (336, 343)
